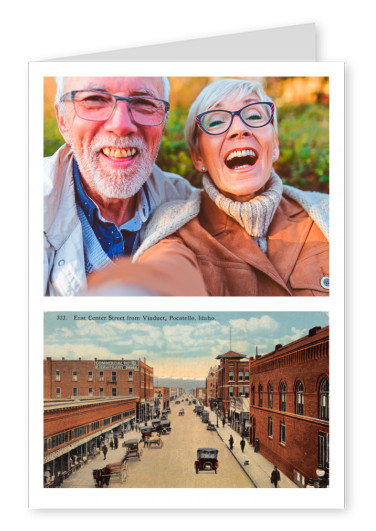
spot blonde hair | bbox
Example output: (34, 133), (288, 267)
(185, 78), (278, 154)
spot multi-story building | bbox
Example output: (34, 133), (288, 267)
(44, 395), (137, 482)
(215, 350), (250, 421)
(44, 357), (155, 421)
(154, 386), (170, 411)
(206, 366), (219, 407)
(194, 387), (206, 402)
(249, 325), (329, 488)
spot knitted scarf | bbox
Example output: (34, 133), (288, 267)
(202, 170), (283, 253)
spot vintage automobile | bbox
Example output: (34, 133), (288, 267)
(201, 411), (210, 423)
(192, 399), (197, 404)
(148, 435), (164, 449)
(159, 419), (171, 434)
(166, 407), (171, 413)
(195, 448), (219, 474)
(207, 421), (216, 431)
(196, 406), (204, 416)
(140, 425), (153, 440)
(175, 400), (180, 404)
(122, 438), (143, 460)
(179, 408), (185, 416)
(151, 418), (162, 431)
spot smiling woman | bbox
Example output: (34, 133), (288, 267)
(93, 78), (329, 297)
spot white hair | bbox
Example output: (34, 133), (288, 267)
(54, 76), (170, 104)
(185, 78), (278, 155)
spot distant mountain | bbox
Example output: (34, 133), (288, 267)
(154, 377), (205, 392)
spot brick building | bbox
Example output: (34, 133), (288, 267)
(194, 387), (206, 402)
(206, 366), (219, 407)
(44, 396), (137, 482)
(154, 386), (170, 411)
(44, 357), (155, 422)
(215, 351), (250, 421)
(249, 326), (329, 487)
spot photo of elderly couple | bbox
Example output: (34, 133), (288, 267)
(44, 76), (329, 297)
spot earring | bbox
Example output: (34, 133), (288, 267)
(201, 166), (206, 172)
(272, 155), (276, 161)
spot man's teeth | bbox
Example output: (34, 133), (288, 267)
(102, 147), (137, 158)
(226, 149), (256, 161)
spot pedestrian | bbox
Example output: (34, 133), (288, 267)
(270, 466), (281, 488)
(143, 436), (150, 448)
(102, 444), (108, 461)
(114, 436), (118, 450)
(229, 435), (234, 450)
(110, 440), (114, 451)
(240, 438), (246, 453)
(222, 417), (225, 428)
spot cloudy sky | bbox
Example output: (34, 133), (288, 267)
(44, 312), (329, 379)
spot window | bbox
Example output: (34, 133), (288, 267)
(296, 381), (304, 415)
(239, 371), (243, 381)
(318, 432), (329, 470)
(103, 417), (111, 426)
(319, 378), (329, 420)
(55, 370), (60, 382)
(112, 371), (117, 382)
(72, 370), (77, 382)
(239, 386), (244, 396)
(88, 371), (93, 381)
(99, 371), (104, 382)
(72, 425), (86, 439)
(245, 371), (249, 381)
(112, 387), (117, 397)
(73, 387), (77, 397)
(88, 387), (93, 396)
(268, 417), (273, 437)
(128, 371), (133, 381)
(51, 431), (69, 448)
(280, 382), (287, 412)
(56, 387), (61, 399)
(268, 383), (273, 409)
(99, 387), (104, 397)
(229, 386), (234, 397)
(251, 385), (255, 405)
(129, 387), (133, 395)
(91, 421), (100, 431)
(245, 386), (249, 398)
(111, 414), (122, 422)
(294, 471), (306, 488)
(229, 370), (234, 381)
(280, 421), (286, 444)
(258, 384), (263, 407)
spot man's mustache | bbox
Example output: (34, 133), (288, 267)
(89, 135), (147, 153)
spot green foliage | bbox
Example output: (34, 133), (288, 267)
(275, 104), (329, 193)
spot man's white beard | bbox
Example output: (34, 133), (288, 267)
(69, 133), (159, 199)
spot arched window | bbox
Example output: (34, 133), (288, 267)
(258, 384), (263, 407)
(251, 385), (255, 406)
(296, 380), (304, 415)
(268, 383), (273, 409)
(319, 378), (329, 420)
(280, 382), (286, 412)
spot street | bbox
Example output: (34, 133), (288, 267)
(62, 401), (254, 488)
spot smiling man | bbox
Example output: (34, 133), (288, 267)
(44, 76), (198, 296)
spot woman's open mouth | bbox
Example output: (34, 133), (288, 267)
(224, 148), (258, 170)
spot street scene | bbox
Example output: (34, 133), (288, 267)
(60, 399), (256, 488)
(44, 311), (329, 489)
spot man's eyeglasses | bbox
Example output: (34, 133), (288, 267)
(60, 90), (170, 126)
(196, 102), (275, 135)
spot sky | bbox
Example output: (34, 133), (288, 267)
(44, 311), (329, 379)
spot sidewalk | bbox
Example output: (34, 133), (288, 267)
(206, 408), (297, 488)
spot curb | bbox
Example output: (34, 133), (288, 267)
(214, 426), (258, 488)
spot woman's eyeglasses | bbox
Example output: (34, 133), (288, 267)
(196, 102), (274, 135)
